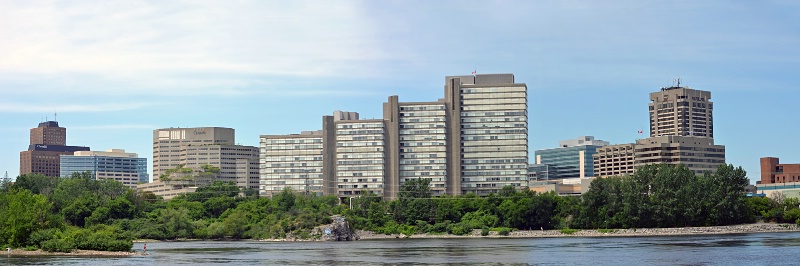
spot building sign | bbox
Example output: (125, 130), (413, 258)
(193, 129), (207, 135)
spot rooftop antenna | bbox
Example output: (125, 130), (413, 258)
(677, 77), (681, 87)
(54, 112), (57, 122)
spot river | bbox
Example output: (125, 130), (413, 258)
(5, 232), (800, 265)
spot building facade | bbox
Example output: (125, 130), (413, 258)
(20, 121), (89, 177)
(60, 149), (148, 188)
(649, 86), (713, 138)
(142, 127), (259, 199)
(260, 131), (325, 197)
(759, 157), (800, 184)
(634, 135), (725, 175)
(592, 143), (637, 178)
(259, 74), (529, 200)
(445, 74), (529, 196)
(333, 119), (388, 198)
(535, 136), (608, 179)
(384, 97), (448, 197)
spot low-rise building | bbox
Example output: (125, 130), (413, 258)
(535, 136), (608, 180)
(60, 149), (148, 188)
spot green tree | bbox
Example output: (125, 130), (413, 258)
(11, 173), (60, 196)
(0, 189), (60, 247)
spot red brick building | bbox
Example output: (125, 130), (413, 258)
(19, 121), (89, 177)
(760, 157), (800, 184)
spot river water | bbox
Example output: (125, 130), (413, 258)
(5, 232), (800, 265)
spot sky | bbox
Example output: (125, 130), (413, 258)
(1, 0), (798, 184)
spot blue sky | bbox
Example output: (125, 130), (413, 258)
(1, 0), (798, 184)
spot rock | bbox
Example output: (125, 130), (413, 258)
(314, 215), (359, 241)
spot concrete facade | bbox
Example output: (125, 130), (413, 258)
(634, 135), (725, 175)
(445, 74), (529, 196)
(649, 86), (713, 138)
(593, 143), (636, 177)
(259, 131), (325, 197)
(383, 96), (448, 197)
(142, 127), (259, 199)
(258, 74), (529, 200)
(759, 157), (800, 184)
(333, 119), (388, 199)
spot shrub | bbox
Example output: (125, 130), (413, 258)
(447, 223), (471, 235)
(497, 227), (512, 236)
(25, 246), (37, 251)
(480, 228), (490, 236)
(27, 228), (63, 247)
(560, 229), (578, 235)
(40, 239), (72, 253)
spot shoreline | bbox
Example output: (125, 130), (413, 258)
(356, 222), (800, 240)
(4, 249), (144, 257)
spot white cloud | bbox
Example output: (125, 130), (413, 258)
(0, 1), (392, 95)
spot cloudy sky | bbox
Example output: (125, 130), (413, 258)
(2, 0), (798, 183)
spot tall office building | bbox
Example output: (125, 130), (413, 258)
(594, 84), (724, 178)
(649, 86), (713, 138)
(384, 96), (448, 197)
(20, 121), (89, 177)
(333, 119), (388, 198)
(260, 130), (325, 197)
(142, 127), (259, 199)
(60, 149), (148, 188)
(535, 136), (608, 179)
(260, 74), (529, 200)
(445, 74), (529, 196)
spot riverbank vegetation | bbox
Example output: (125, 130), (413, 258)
(1, 163), (799, 251)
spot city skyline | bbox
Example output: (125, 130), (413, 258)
(2, 1), (799, 184)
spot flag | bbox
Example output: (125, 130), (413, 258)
(637, 130), (642, 134)
(472, 70), (476, 75)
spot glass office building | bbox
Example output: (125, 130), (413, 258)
(60, 149), (148, 188)
(535, 136), (608, 179)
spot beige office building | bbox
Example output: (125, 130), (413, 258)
(260, 74), (528, 200)
(141, 127), (259, 199)
(384, 96), (448, 197)
(649, 86), (713, 138)
(260, 130), (325, 197)
(444, 74), (529, 196)
(593, 143), (636, 177)
(634, 136), (725, 175)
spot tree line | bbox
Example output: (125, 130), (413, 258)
(1, 163), (799, 252)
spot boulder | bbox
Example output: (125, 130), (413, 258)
(315, 215), (360, 241)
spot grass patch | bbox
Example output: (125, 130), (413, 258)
(560, 229), (579, 235)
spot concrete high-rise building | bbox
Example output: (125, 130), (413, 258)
(60, 149), (148, 188)
(141, 127), (259, 199)
(649, 86), (713, 138)
(260, 130), (325, 197)
(333, 119), (388, 198)
(634, 136), (725, 175)
(260, 74), (528, 200)
(20, 121), (89, 177)
(445, 74), (528, 196)
(384, 97), (448, 197)
(593, 143), (636, 178)
(535, 136), (608, 179)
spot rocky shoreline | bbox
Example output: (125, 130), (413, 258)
(5, 249), (143, 257)
(357, 223), (800, 239)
